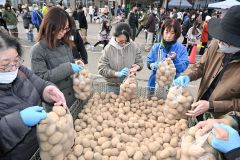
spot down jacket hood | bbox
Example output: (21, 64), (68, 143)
(108, 37), (131, 50)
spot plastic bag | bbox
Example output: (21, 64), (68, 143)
(156, 58), (176, 88)
(119, 75), (137, 101)
(163, 86), (194, 120)
(180, 126), (217, 160)
(37, 106), (75, 160)
(73, 69), (92, 100)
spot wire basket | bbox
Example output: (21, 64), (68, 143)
(30, 80), (167, 160)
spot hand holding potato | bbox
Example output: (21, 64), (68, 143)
(43, 85), (67, 109)
(186, 100), (209, 117)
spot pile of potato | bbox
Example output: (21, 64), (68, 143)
(37, 106), (75, 160)
(156, 59), (176, 88)
(119, 76), (137, 101)
(180, 126), (216, 160)
(73, 69), (92, 100)
(65, 92), (190, 160)
(163, 86), (194, 120)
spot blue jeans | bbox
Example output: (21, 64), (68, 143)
(27, 31), (33, 42)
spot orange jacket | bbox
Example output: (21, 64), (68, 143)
(201, 21), (208, 43)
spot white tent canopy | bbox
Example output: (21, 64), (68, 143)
(208, 0), (240, 9)
(168, 0), (192, 8)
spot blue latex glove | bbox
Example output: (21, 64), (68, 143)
(70, 63), (82, 73)
(150, 62), (159, 70)
(116, 67), (129, 77)
(210, 123), (240, 153)
(20, 106), (47, 127)
(173, 76), (190, 87)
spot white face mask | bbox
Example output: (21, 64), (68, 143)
(218, 41), (240, 53)
(0, 69), (18, 84)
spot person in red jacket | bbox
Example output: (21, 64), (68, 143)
(199, 15), (211, 55)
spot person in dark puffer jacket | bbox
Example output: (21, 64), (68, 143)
(0, 31), (67, 160)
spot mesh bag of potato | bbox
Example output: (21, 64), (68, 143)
(180, 126), (217, 160)
(119, 75), (137, 101)
(156, 58), (176, 88)
(37, 106), (75, 160)
(73, 69), (92, 100)
(163, 86), (194, 120)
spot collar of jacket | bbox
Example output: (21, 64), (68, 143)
(108, 37), (132, 50)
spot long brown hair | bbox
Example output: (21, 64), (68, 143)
(38, 7), (73, 48)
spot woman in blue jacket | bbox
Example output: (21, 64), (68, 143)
(147, 19), (189, 90)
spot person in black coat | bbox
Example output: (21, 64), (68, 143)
(77, 5), (89, 45)
(127, 5), (138, 41)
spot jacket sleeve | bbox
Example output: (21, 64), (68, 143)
(98, 48), (116, 78)
(173, 45), (189, 75)
(145, 14), (153, 29)
(134, 45), (144, 71)
(75, 31), (88, 64)
(185, 42), (213, 81)
(20, 66), (51, 98)
(225, 147), (240, 160)
(147, 44), (158, 70)
(0, 111), (31, 156)
(30, 45), (74, 83)
(212, 99), (240, 114)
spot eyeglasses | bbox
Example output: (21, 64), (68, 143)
(0, 56), (24, 72)
(61, 26), (70, 32)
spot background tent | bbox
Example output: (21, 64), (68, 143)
(168, 0), (192, 9)
(208, 0), (240, 9)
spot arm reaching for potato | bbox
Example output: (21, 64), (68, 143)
(196, 118), (232, 134)
(42, 85), (67, 108)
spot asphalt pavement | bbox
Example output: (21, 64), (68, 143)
(16, 16), (201, 99)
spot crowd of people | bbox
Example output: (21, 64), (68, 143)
(0, 1), (240, 160)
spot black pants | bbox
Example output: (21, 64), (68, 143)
(94, 40), (109, 48)
(131, 27), (136, 41)
(182, 37), (187, 45)
(136, 25), (145, 37)
(89, 14), (93, 23)
(199, 42), (208, 55)
(187, 45), (193, 56)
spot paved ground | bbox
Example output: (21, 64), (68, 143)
(16, 16), (201, 99)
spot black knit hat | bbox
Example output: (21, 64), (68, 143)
(114, 22), (132, 39)
(208, 5), (240, 47)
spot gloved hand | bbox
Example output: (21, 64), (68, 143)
(115, 67), (129, 77)
(173, 76), (190, 87)
(20, 106), (47, 127)
(210, 123), (240, 153)
(70, 63), (82, 73)
(150, 62), (159, 70)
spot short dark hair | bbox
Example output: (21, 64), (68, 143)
(114, 22), (132, 41)
(161, 19), (181, 40)
(4, 2), (11, 10)
(38, 7), (73, 48)
(0, 31), (22, 57)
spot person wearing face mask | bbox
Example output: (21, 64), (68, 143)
(21, 5), (34, 42)
(98, 22), (143, 94)
(2, 2), (18, 38)
(127, 5), (138, 41)
(0, 31), (67, 160)
(147, 19), (189, 93)
(30, 7), (84, 109)
(173, 5), (240, 121)
(135, 8), (148, 38)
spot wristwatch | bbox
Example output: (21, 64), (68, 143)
(208, 101), (214, 112)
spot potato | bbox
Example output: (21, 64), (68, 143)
(188, 126), (198, 136)
(74, 144), (83, 157)
(133, 151), (143, 160)
(84, 150), (94, 160)
(188, 145), (205, 157)
(49, 144), (63, 156)
(49, 131), (63, 145)
(148, 142), (160, 153)
(45, 124), (56, 136)
(37, 123), (47, 133)
(67, 154), (78, 160)
(47, 112), (59, 123)
(126, 146), (136, 157)
(40, 142), (53, 152)
(94, 152), (103, 160)
(52, 106), (66, 116)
